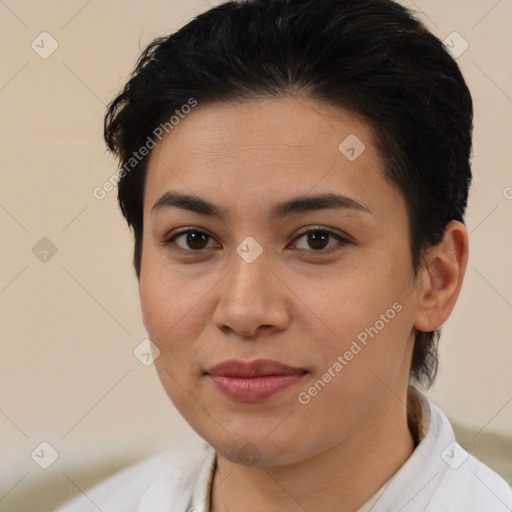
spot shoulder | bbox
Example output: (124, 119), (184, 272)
(54, 442), (212, 512)
(424, 397), (512, 511)
(431, 447), (512, 511)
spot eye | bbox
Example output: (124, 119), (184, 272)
(163, 227), (351, 254)
(290, 228), (351, 252)
(164, 229), (218, 252)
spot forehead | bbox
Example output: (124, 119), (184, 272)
(143, 96), (397, 218)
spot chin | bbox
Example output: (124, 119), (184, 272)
(205, 428), (311, 468)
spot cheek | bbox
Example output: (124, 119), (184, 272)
(299, 253), (414, 380)
(138, 260), (223, 403)
(301, 263), (405, 339)
(295, 300), (413, 437)
(139, 271), (207, 407)
(139, 259), (209, 344)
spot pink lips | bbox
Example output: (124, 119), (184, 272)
(206, 359), (307, 403)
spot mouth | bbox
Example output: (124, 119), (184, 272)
(205, 359), (308, 403)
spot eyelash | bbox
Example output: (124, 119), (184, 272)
(162, 227), (352, 255)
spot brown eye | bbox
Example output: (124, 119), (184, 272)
(165, 230), (217, 251)
(292, 229), (350, 252)
(305, 230), (330, 250)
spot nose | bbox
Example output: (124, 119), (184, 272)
(212, 246), (289, 338)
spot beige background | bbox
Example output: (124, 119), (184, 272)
(1, 0), (511, 510)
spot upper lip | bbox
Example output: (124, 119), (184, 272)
(206, 359), (307, 377)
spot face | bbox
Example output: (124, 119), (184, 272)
(139, 96), (421, 466)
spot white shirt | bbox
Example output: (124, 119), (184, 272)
(55, 388), (512, 512)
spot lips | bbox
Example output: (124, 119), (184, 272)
(206, 358), (306, 377)
(205, 359), (307, 402)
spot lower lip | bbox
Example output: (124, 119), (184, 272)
(208, 374), (304, 402)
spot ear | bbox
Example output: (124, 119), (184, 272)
(414, 221), (469, 333)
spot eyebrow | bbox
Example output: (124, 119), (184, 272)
(151, 191), (371, 219)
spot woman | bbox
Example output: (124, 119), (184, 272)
(57, 0), (512, 510)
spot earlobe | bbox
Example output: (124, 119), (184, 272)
(413, 221), (469, 333)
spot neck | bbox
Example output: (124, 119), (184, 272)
(210, 388), (417, 512)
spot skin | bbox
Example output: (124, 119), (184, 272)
(139, 96), (469, 512)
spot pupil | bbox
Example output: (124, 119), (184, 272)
(308, 231), (328, 250)
(188, 232), (207, 249)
